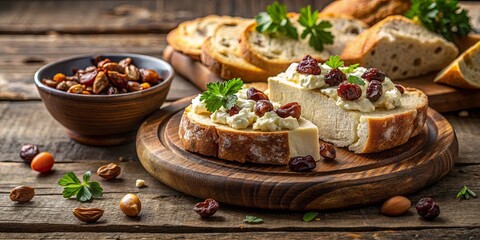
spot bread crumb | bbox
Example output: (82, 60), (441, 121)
(458, 111), (469, 117)
(136, 179), (146, 188)
(315, 218), (321, 221)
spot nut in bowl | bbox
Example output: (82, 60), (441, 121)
(34, 53), (174, 146)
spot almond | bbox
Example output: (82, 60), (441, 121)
(73, 207), (104, 223)
(97, 163), (121, 180)
(381, 196), (411, 216)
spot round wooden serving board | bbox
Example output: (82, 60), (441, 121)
(136, 97), (458, 210)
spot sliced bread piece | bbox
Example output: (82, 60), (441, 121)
(341, 15), (459, 80)
(240, 15), (367, 75)
(434, 41), (480, 89)
(321, 0), (411, 26)
(201, 19), (273, 82)
(179, 105), (320, 165)
(167, 15), (238, 60)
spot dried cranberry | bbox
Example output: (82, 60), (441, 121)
(193, 198), (219, 217)
(275, 102), (301, 119)
(337, 83), (362, 101)
(324, 68), (347, 86)
(416, 198), (440, 221)
(228, 106), (241, 116)
(395, 84), (405, 94)
(288, 155), (316, 172)
(246, 87), (269, 101)
(254, 100), (273, 117)
(19, 144), (39, 164)
(320, 143), (336, 160)
(297, 55), (321, 75)
(362, 68), (385, 82)
(79, 70), (98, 85)
(366, 80), (383, 102)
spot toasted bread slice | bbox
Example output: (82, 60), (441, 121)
(268, 78), (428, 154)
(201, 19), (273, 82)
(240, 15), (367, 74)
(321, 0), (411, 26)
(167, 15), (239, 60)
(434, 41), (480, 89)
(341, 16), (459, 80)
(179, 106), (321, 165)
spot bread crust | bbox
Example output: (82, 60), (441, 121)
(167, 24), (202, 60)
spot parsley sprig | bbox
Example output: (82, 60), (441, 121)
(200, 78), (243, 113)
(302, 212), (319, 222)
(298, 5), (334, 51)
(457, 185), (477, 200)
(255, 2), (298, 39)
(347, 76), (365, 85)
(243, 215), (264, 224)
(325, 55), (360, 74)
(58, 171), (103, 202)
(405, 0), (472, 41)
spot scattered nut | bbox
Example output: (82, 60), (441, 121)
(73, 207), (104, 223)
(458, 110), (469, 117)
(136, 179), (146, 188)
(381, 196), (411, 216)
(320, 143), (336, 160)
(120, 193), (142, 217)
(19, 144), (39, 163)
(30, 152), (55, 173)
(10, 186), (35, 203)
(97, 163), (121, 180)
(194, 198), (219, 217)
(67, 84), (84, 94)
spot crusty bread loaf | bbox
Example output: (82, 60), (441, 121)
(179, 106), (321, 165)
(240, 15), (367, 74)
(268, 78), (428, 154)
(167, 15), (238, 60)
(341, 16), (459, 80)
(434, 41), (480, 89)
(321, 0), (411, 26)
(201, 19), (273, 82)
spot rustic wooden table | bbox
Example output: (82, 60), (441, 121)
(1, 1), (479, 239)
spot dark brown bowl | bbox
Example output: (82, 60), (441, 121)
(34, 53), (174, 146)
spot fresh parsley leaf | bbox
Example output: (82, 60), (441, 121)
(298, 5), (334, 51)
(243, 215), (264, 224)
(405, 0), (472, 41)
(302, 212), (319, 222)
(457, 185), (477, 200)
(347, 75), (365, 85)
(200, 78), (243, 113)
(325, 55), (344, 69)
(58, 171), (103, 202)
(255, 2), (298, 39)
(342, 63), (360, 74)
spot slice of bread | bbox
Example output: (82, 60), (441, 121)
(321, 0), (411, 26)
(268, 78), (428, 154)
(201, 19), (273, 82)
(167, 15), (238, 60)
(434, 41), (480, 89)
(341, 16), (459, 80)
(240, 15), (367, 75)
(179, 106), (321, 165)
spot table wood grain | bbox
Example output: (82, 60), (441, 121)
(0, 1), (479, 239)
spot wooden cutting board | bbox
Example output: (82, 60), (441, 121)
(163, 45), (480, 113)
(136, 96), (458, 210)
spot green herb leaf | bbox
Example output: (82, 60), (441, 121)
(200, 78), (243, 113)
(457, 185), (477, 200)
(347, 75), (366, 85)
(302, 212), (319, 222)
(58, 171), (103, 202)
(405, 0), (472, 41)
(243, 215), (264, 224)
(325, 55), (344, 69)
(342, 63), (360, 74)
(255, 2), (298, 39)
(298, 5), (334, 51)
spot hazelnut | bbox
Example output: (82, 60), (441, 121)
(10, 186), (35, 203)
(97, 163), (121, 180)
(381, 196), (411, 216)
(120, 193), (141, 217)
(73, 207), (104, 223)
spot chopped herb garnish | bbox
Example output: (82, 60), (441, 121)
(347, 75), (366, 85)
(457, 185), (477, 200)
(200, 78), (243, 113)
(255, 2), (298, 39)
(342, 63), (360, 74)
(325, 55), (344, 69)
(302, 212), (319, 222)
(298, 5), (334, 51)
(243, 215), (264, 224)
(58, 171), (103, 202)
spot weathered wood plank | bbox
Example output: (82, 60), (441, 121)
(0, 229), (479, 240)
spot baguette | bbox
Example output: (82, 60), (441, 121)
(201, 19), (273, 82)
(341, 15), (459, 80)
(434, 41), (480, 89)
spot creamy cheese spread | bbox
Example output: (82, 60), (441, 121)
(277, 63), (402, 112)
(191, 88), (300, 131)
